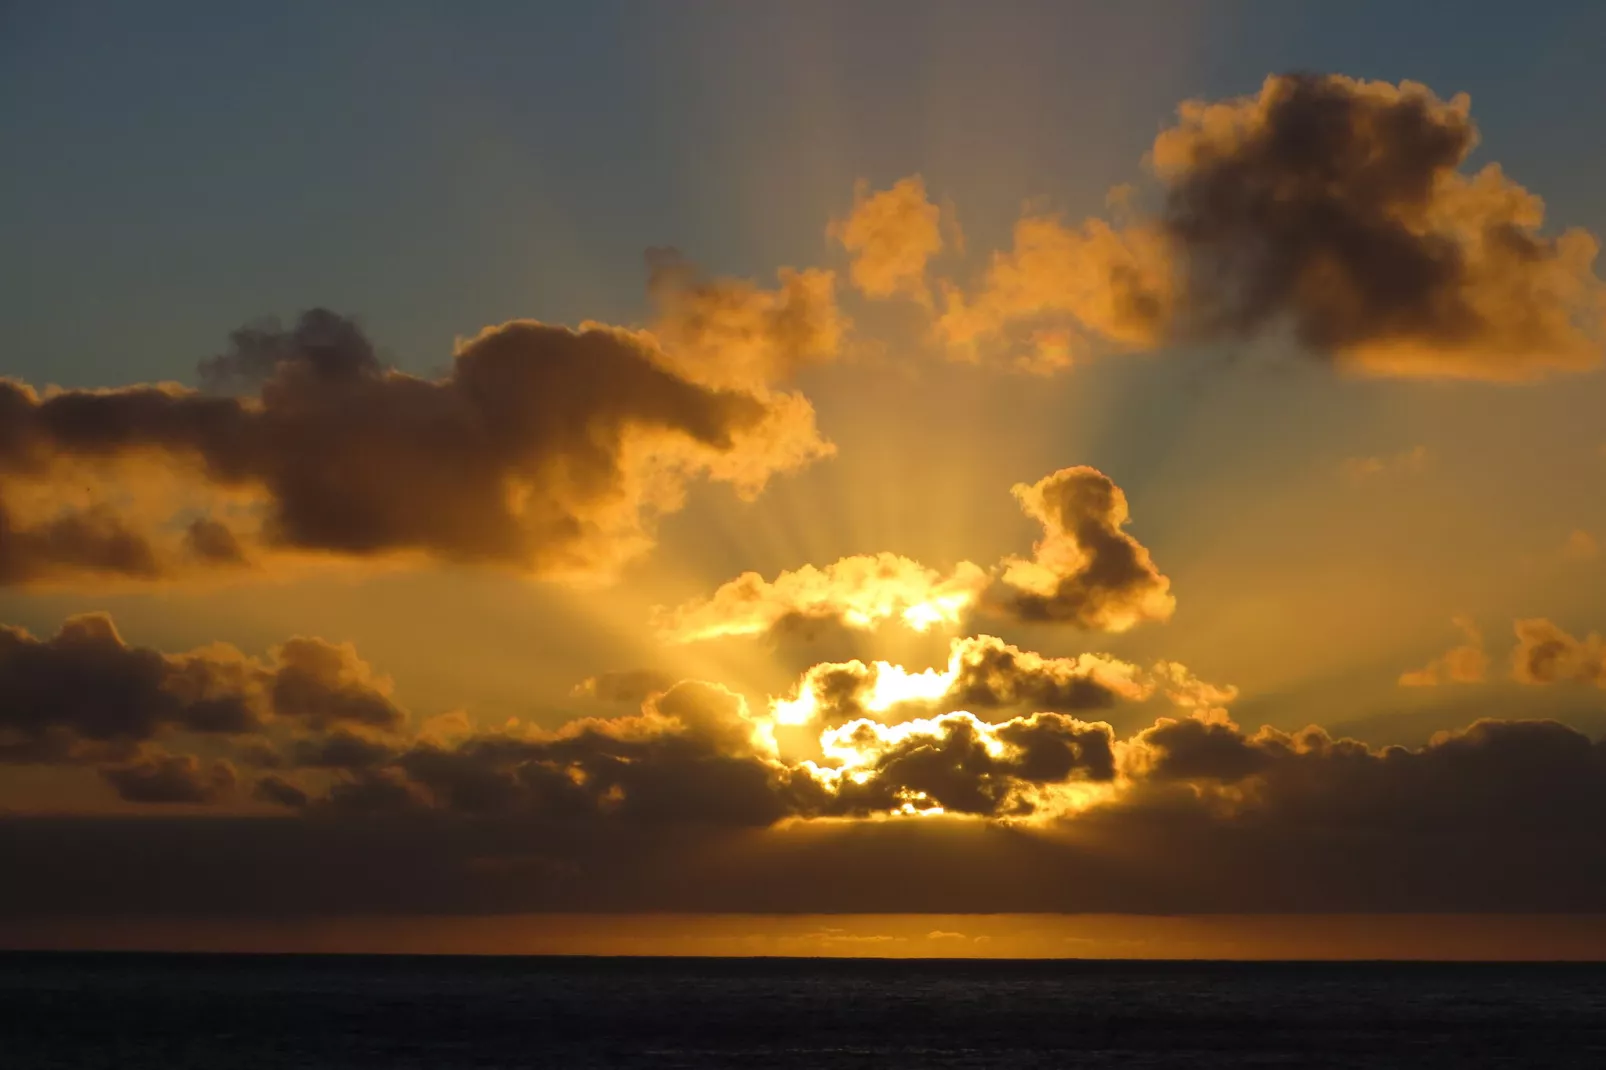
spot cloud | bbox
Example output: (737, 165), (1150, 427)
(939, 74), (1605, 380)
(645, 250), (845, 391)
(665, 466), (1172, 643)
(0, 613), (403, 766)
(829, 176), (947, 304)
(1399, 616), (1488, 687)
(655, 553), (991, 643)
(991, 466), (1174, 630)
(9, 614), (1606, 912)
(100, 751), (237, 805)
(571, 669), (680, 705)
(937, 213), (1173, 371)
(770, 634), (1192, 730)
(1150, 73), (1604, 380)
(1512, 618), (1606, 686)
(0, 308), (832, 587)
(805, 710), (1118, 817)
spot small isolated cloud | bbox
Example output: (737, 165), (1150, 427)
(830, 176), (947, 305)
(992, 466), (1175, 631)
(1400, 616), (1488, 687)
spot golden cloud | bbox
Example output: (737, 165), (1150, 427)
(829, 176), (947, 305)
(655, 553), (991, 643)
(1399, 616), (1488, 687)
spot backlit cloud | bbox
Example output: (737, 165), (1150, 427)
(655, 553), (991, 643)
(939, 74), (1605, 379)
(645, 250), (845, 390)
(992, 466), (1175, 630)
(0, 308), (832, 586)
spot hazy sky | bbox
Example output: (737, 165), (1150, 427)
(3, 2), (1606, 950)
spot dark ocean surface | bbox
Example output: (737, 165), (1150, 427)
(4, 952), (1606, 1068)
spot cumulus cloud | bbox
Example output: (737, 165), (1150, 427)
(0, 307), (833, 587)
(829, 176), (947, 304)
(992, 466), (1174, 630)
(0, 613), (402, 766)
(940, 74), (1605, 379)
(1399, 616), (1488, 687)
(805, 710), (1118, 817)
(1512, 618), (1606, 686)
(665, 466), (1173, 643)
(655, 553), (991, 643)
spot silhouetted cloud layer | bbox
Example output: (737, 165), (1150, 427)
(0, 307), (832, 586)
(6, 612), (1606, 911)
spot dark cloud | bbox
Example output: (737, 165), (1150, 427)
(101, 752), (237, 805)
(0, 309), (831, 586)
(991, 467), (1175, 631)
(197, 308), (383, 394)
(0, 502), (162, 586)
(939, 74), (1604, 380)
(1152, 73), (1604, 379)
(813, 712), (1117, 817)
(0, 615), (403, 775)
(11, 706), (1606, 913)
(252, 773), (309, 810)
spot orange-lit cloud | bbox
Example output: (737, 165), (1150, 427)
(644, 250), (846, 390)
(1399, 616), (1488, 687)
(655, 553), (991, 643)
(829, 176), (947, 305)
(1512, 618), (1606, 686)
(937, 213), (1173, 371)
(0, 308), (833, 586)
(992, 466), (1174, 630)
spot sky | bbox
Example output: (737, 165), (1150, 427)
(3, 1), (1606, 956)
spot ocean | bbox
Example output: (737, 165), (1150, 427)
(3, 953), (1605, 1067)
